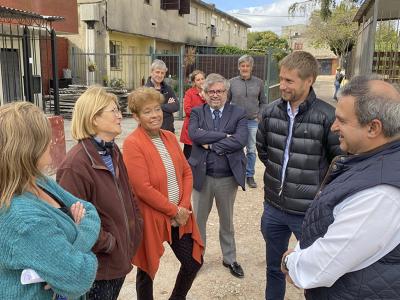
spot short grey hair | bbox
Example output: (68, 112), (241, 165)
(203, 73), (230, 92)
(151, 59), (168, 72)
(238, 54), (254, 68)
(338, 75), (400, 137)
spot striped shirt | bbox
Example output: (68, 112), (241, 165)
(151, 137), (180, 204)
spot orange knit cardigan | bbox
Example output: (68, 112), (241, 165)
(123, 125), (203, 279)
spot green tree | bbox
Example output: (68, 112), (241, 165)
(289, 0), (361, 21)
(247, 31), (289, 60)
(215, 45), (264, 55)
(375, 21), (400, 51)
(306, 2), (358, 66)
(215, 45), (246, 54)
(247, 31), (289, 52)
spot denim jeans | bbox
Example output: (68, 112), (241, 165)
(260, 202), (304, 300)
(246, 119), (258, 177)
(334, 80), (341, 99)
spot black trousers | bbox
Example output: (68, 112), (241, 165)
(136, 227), (203, 300)
(183, 144), (192, 160)
(87, 276), (125, 300)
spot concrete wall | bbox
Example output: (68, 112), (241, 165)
(282, 24), (337, 59)
(185, 1), (248, 48)
(106, 0), (248, 49)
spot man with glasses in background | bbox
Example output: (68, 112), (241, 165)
(188, 73), (248, 278)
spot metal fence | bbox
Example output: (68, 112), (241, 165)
(0, 22), (56, 107)
(350, 3), (400, 83)
(70, 49), (280, 117)
(372, 19), (400, 83)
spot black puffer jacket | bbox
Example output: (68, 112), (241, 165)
(256, 88), (342, 215)
(145, 77), (179, 133)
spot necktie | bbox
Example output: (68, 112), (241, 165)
(213, 110), (220, 131)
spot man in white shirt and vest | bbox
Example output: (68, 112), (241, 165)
(282, 75), (400, 299)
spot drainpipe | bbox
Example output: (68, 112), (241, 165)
(85, 20), (96, 85)
(22, 26), (34, 102)
(51, 29), (60, 115)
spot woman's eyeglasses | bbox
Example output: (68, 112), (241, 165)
(103, 107), (122, 116)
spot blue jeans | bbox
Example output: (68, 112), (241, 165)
(260, 202), (304, 300)
(334, 80), (340, 99)
(246, 119), (258, 177)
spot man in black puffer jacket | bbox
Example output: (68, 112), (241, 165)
(256, 51), (342, 300)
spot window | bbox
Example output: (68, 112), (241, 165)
(199, 10), (206, 25)
(220, 19), (225, 32)
(188, 7), (197, 25)
(109, 40), (122, 69)
(294, 42), (303, 50)
(144, 0), (150, 4)
(160, 0), (179, 10)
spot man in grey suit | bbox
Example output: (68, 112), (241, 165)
(188, 73), (248, 278)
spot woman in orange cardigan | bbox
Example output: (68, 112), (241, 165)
(123, 87), (203, 300)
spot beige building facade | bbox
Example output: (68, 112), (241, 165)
(282, 24), (338, 75)
(65, 0), (250, 88)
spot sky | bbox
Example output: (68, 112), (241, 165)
(203, 0), (312, 34)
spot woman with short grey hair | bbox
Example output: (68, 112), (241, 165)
(145, 59), (179, 133)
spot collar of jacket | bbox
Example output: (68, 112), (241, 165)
(145, 76), (166, 89)
(80, 138), (120, 178)
(277, 87), (317, 115)
(239, 75), (252, 81)
(327, 138), (400, 184)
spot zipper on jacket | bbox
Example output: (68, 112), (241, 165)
(279, 113), (295, 197)
(83, 141), (132, 259)
(113, 176), (132, 259)
(315, 155), (343, 196)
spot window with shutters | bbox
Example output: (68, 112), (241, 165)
(160, 0), (179, 10)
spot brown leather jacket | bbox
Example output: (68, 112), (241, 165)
(57, 139), (143, 280)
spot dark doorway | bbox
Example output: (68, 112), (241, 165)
(319, 59), (333, 75)
(1, 48), (22, 103)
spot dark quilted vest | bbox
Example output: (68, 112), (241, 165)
(300, 140), (400, 300)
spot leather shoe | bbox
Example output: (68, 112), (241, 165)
(246, 177), (257, 188)
(223, 261), (244, 278)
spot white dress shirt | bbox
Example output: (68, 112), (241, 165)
(281, 102), (299, 184)
(287, 184), (400, 289)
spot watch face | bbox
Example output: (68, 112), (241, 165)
(282, 255), (289, 272)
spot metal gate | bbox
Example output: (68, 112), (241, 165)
(71, 49), (281, 117)
(0, 6), (63, 111)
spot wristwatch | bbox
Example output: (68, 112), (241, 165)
(282, 254), (290, 272)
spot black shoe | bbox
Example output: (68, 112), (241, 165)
(223, 261), (244, 278)
(246, 177), (257, 188)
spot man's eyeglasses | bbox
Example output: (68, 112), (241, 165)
(103, 107), (122, 116)
(206, 89), (226, 96)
